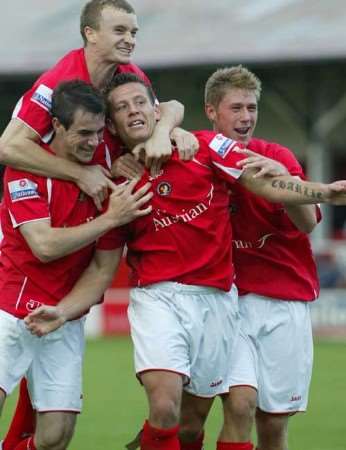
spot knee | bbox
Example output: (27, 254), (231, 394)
(224, 389), (257, 424)
(36, 422), (75, 450)
(256, 410), (288, 435)
(150, 396), (180, 428)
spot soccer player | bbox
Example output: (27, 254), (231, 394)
(24, 73), (346, 450)
(0, 79), (152, 450)
(177, 65), (324, 450)
(0, 1), (197, 447)
(0, 0), (196, 211)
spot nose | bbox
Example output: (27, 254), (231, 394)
(124, 31), (136, 46)
(88, 133), (101, 147)
(128, 102), (139, 115)
(240, 107), (251, 122)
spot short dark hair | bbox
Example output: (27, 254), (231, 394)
(80, 0), (135, 45)
(51, 80), (105, 129)
(104, 73), (155, 117)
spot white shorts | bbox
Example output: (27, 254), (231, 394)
(128, 282), (240, 397)
(229, 294), (313, 413)
(0, 309), (85, 412)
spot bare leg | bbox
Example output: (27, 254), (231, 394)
(219, 387), (257, 442)
(179, 391), (214, 443)
(255, 409), (289, 450)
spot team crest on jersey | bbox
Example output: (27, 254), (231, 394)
(157, 181), (172, 196)
(31, 84), (53, 112)
(8, 179), (39, 202)
(209, 134), (237, 158)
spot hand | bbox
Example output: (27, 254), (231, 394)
(235, 148), (289, 178)
(132, 128), (172, 176)
(326, 181), (346, 205)
(77, 165), (114, 211)
(106, 178), (153, 226)
(170, 127), (199, 160)
(24, 305), (66, 337)
(111, 153), (144, 179)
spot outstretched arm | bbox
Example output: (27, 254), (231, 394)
(239, 168), (346, 205)
(236, 149), (318, 233)
(24, 247), (123, 336)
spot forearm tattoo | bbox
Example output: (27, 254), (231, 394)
(271, 179), (323, 200)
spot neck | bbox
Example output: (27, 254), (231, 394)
(84, 46), (119, 90)
(49, 137), (68, 161)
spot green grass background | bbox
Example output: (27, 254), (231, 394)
(1, 338), (345, 449)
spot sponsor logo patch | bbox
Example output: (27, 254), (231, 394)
(8, 179), (39, 202)
(157, 181), (172, 196)
(31, 84), (53, 111)
(209, 133), (237, 158)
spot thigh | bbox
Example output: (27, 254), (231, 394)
(28, 318), (85, 413)
(129, 285), (190, 380)
(0, 310), (34, 396)
(36, 411), (77, 449)
(257, 300), (313, 413)
(186, 284), (241, 398)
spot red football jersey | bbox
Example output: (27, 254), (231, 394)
(12, 48), (150, 159)
(113, 130), (245, 291)
(230, 138), (320, 301)
(0, 144), (118, 319)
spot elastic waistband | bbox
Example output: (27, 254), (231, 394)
(135, 282), (227, 295)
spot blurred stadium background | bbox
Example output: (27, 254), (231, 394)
(0, 1), (346, 448)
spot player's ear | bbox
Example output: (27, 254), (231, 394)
(205, 103), (216, 123)
(106, 117), (117, 136)
(84, 26), (97, 45)
(154, 103), (161, 122)
(52, 117), (62, 133)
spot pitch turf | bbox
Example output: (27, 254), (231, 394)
(1, 338), (345, 449)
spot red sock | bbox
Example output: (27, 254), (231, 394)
(3, 379), (35, 450)
(13, 437), (37, 450)
(216, 442), (254, 450)
(180, 431), (204, 450)
(140, 420), (180, 450)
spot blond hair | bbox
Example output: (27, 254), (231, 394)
(205, 65), (262, 107)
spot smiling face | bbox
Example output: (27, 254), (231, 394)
(87, 7), (138, 64)
(205, 87), (258, 145)
(53, 108), (105, 164)
(107, 82), (159, 149)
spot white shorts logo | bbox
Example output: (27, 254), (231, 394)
(31, 84), (53, 112)
(209, 133), (237, 158)
(8, 179), (39, 202)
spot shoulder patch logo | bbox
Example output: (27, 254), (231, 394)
(209, 133), (237, 158)
(31, 84), (53, 112)
(8, 179), (39, 202)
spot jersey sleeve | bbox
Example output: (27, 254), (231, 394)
(194, 131), (245, 184)
(12, 72), (56, 140)
(3, 170), (50, 228)
(269, 143), (305, 178)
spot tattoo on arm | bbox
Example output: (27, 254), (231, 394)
(271, 179), (323, 200)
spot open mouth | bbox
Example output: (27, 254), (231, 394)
(234, 127), (251, 136)
(129, 119), (145, 128)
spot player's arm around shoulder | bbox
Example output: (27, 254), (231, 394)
(25, 247), (123, 336)
(20, 178), (152, 263)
